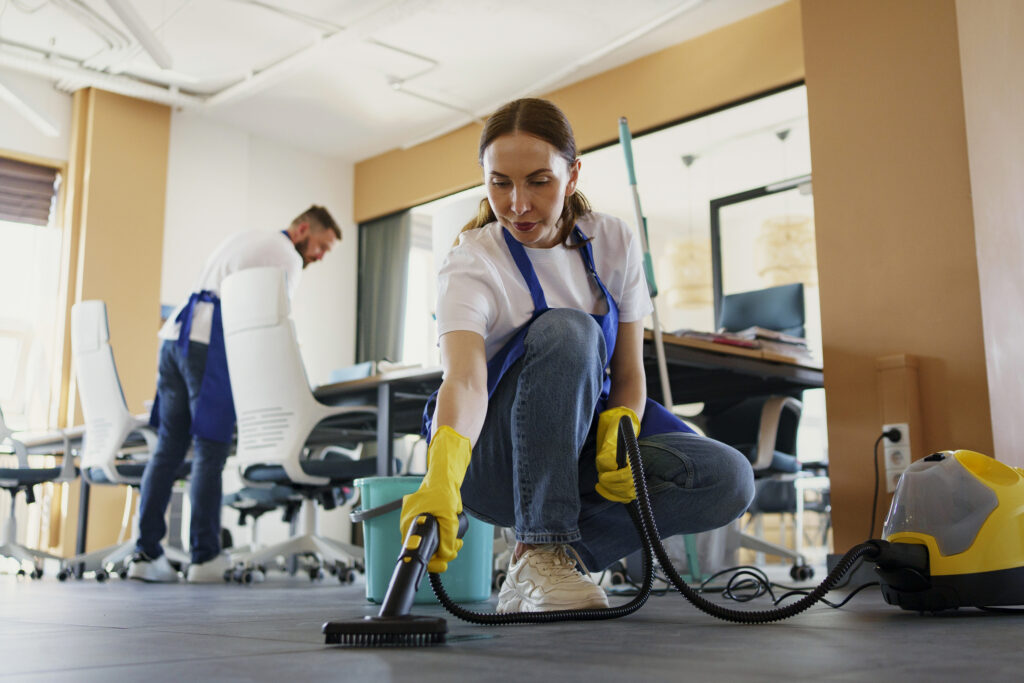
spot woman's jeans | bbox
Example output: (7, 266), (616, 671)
(461, 309), (755, 571)
(135, 339), (231, 564)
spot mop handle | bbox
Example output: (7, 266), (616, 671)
(618, 118), (657, 297)
(619, 117), (673, 408)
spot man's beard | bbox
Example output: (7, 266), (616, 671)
(293, 237), (312, 268)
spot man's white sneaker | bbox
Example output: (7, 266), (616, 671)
(496, 544), (609, 613)
(186, 553), (233, 584)
(127, 552), (180, 583)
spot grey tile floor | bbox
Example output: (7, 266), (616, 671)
(2, 562), (1023, 682)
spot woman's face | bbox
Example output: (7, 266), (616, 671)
(482, 132), (580, 249)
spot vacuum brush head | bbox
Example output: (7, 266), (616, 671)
(323, 615), (448, 647)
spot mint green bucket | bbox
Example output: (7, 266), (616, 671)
(353, 476), (493, 604)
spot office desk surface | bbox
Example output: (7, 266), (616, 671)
(314, 367), (443, 476)
(645, 330), (824, 405)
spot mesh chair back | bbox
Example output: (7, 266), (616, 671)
(221, 267), (331, 485)
(71, 301), (139, 479)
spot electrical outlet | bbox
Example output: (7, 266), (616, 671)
(884, 466), (901, 493)
(882, 422), (911, 492)
(884, 444), (910, 470)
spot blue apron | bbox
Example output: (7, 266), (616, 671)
(149, 290), (236, 444)
(422, 225), (692, 441)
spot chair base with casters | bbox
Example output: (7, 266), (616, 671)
(0, 480), (66, 578)
(222, 484), (302, 584)
(0, 422), (78, 579)
(60, 461), (191, 582)
(229, 456), (378, 584)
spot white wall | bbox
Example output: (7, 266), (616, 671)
(162, 111), (358, 387)
(0, 68), (72, 162)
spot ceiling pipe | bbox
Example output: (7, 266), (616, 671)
(203, 32), (343, 107)
(399, 0), (707, 150)
(105, 0), (174, 69)
(0, 47), (203, 108)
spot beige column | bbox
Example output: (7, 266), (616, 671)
(57, 87), (170, 553)
(800, 0), (992, 550)
(955, 0), (1024, 467)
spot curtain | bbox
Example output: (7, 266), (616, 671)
(0, 157), (60, 227)
(356, 211), (412, 363)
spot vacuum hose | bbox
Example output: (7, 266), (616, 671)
(429, 416), (880, 625)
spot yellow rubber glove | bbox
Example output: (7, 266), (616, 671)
(595, 406), (640, 503)
(399, 425), (471, 573)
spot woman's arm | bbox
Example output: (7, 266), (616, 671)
(433, 330), (489, 445)
(606, 319), (647, 420)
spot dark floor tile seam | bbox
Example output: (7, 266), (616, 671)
(0, 642), (332, 677)
(128, 625), (332, 646)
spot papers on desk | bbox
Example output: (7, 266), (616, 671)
(671, 327), (819, 366)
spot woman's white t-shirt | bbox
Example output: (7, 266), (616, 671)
(435, 212), (653, 361)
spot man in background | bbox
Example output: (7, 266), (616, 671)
(128, 205), (340, 583)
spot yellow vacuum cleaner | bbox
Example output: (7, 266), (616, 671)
(876, 449), (1024, 612)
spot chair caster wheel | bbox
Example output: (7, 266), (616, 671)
(338, 569), (357, 585)
(95, 569), (109, 582)
(16, 569), (26, 578)
(493, 570), (507, 592)
(30, 567), (44, 580)
(790, 564), (814, 581)
(58, 569), (71, 582)
(118, 569), (129, 580)
(309, 567), (325, 582)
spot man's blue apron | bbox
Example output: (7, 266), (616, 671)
(149, 290), (236, 444)
(422, 225), (693, 441)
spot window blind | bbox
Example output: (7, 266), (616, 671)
(0, 157), (60, 226)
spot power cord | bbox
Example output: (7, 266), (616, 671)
(611, 562), (880, 610)
(871, 427), (904, 539)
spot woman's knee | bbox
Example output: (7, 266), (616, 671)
(525, 309), (606, 368)
(642, 433), (754, 524)
(713, 441), (755, 521)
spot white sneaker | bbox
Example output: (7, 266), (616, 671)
(186, 553), (233, 584)
(496, 545), (609, 613)
(127, 552), (180, 583)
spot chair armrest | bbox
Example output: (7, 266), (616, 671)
(9, 434), (29, 469)
(0, 413), (29, 468)
(55, 432), (78, 483)
(313, 443), (363, 461)
(753, 396), (803, 471)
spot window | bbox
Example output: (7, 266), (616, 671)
(0, 156), (63, 430)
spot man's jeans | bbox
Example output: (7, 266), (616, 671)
(461, 309), (755, 571)
(135, 339), (231, 564)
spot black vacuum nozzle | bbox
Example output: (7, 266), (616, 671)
(323, 615), (448, 647)
(323, 511), (467, 647)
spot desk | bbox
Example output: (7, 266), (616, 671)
(643, 331), (823, 405)
(314, 366), (443, 477)
(313, 335), (824, 477)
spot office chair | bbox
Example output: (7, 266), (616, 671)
(0, 406), (77, 577)
(701, 283), (829, 578)
(221, 266), (378, 583)
(64, 301), (190, 581)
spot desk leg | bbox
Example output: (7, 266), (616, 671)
(795, 481), (805, 561)
(377, 383), (394, 476)
(75, 480), (90, 574)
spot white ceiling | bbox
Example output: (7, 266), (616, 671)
(0, 0), (786, 161)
